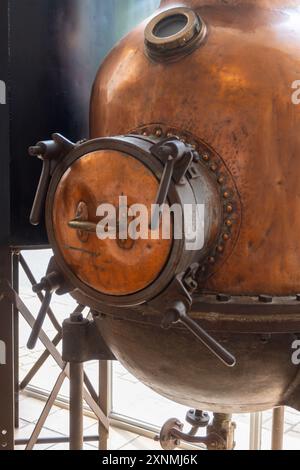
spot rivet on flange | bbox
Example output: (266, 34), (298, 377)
(259, 295), (273, 304)
(203, 153), (209, 162)
(217, 294), (231, 302)
(226, 205), (233, 214)
(226, 219), (232, 227)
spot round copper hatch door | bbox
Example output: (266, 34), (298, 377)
(52, 150), (173, 296)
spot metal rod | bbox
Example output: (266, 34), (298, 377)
(26, 367), (66, 450)
(249, 413), (262, 450)
(68, 220), (97, 233)
(19, 253), (61, 333)
(179, 313), (236, 368)
(99, 361), (110, 450)
(16, 436), (100, 446)
(20, 332), (62, 390)
(272, 407), (285, 450)
(84, 372), (99, 405)
(70, 362), (84, 451)
(27, 291), (52, 350)
(12, 251), (20, 429)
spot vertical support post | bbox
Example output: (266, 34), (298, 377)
(271, 407), (285, 450)
(69, 362), (84, 451)
(0, 0), (14, 450)
(249, 413), (262, 450)
(0, 249), (15, 450)
(12, 251), (20, 429)
(99, 361), (110, 450)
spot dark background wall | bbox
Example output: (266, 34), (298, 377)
(1, 0), (159, 247)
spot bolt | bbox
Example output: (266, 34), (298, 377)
(203, 153), (209, 162)
(28, 145), (44, 157)
(217, 245), (224, 253)
(211, 164), (217, 172)
(193, 151), (201, 162)
(259, 295), (273, 304)
(218, 176), (225, 185)
(226, 219), (232, 227)
(223, 192), (230, 199)
(217, 294), (231, 302)
(226, 205), (233, 213)
(223, 233), (230, 241)
(156, 129), (162, 137)
(261, 334), (272, 344)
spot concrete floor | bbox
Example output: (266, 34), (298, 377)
(16, 250), (300, 450)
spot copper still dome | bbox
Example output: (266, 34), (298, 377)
(31, 0), (300, 414)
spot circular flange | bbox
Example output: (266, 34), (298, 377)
(46, 135), (202, 308)
(157, 418), (183, 451)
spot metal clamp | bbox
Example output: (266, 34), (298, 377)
(162, 301), (236, 368)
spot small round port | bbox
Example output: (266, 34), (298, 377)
(145, 7), (207, 62)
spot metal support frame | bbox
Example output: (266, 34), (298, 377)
(0, 252), (111, 451)
(0, 251), (293, 451)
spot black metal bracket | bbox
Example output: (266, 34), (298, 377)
(150, 138), (194, 229)
(29, 133), (75, 226)
(62, 313), (116, 363)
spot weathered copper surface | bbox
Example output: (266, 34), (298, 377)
(47, 0), (300, 413)
(52, 149), (172, 295)
(91, 0), (300, 296)
(95, 314), (300, 413)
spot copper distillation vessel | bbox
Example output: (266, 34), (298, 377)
(28, 0), (300, 449)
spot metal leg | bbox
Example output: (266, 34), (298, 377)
(70, 362), (84, 451)
(272, 407), (285, 450)
(12, 251), (20, 429)
(249, 413), (262, 450)
(99, 361), (110, 450)
(0, 249), (15, 450)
